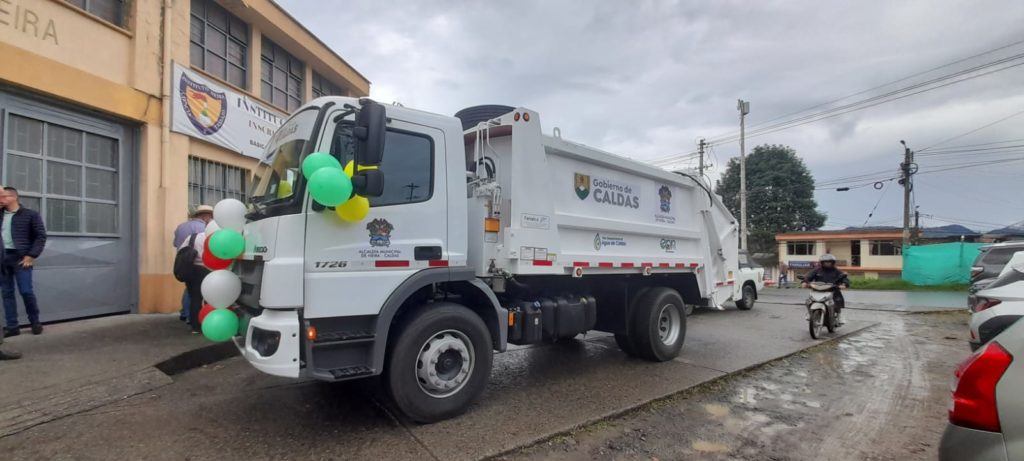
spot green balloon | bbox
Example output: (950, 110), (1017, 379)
(308, 167), (353, 207)
(209, 229), (245, 260)
(301, 152), (342, 180)
(202, 308), (239, 342)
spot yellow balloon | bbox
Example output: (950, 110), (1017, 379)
(343, 160), (378, 178)
(276, 180), (293, 198)
(335, 195), (370, 222)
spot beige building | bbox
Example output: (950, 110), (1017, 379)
(776, 230), (904, 280)
(0, 0), (368, 321)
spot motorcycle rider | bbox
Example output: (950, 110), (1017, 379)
(802, 254), (850, 325)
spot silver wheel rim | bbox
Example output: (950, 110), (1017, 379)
(657, 303), (682, 346)
(416, 329), (475, 398)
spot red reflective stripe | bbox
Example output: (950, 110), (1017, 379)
(532, 260), (553, 266)
(620, 262), (635, 268)
(573, 261), (590, 267)
(428, 260), (449, 267)
(375, 260), (410, 268)
(690, 263), (699, 268)
(675, 263), (686, 268)
(658, 263), (670, 268)
(598, 262), (614, 268)
(715, 282), (725, 287)
(640, 263), (654, 267)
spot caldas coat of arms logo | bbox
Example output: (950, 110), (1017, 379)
(367, 218), (394, 247)
(594, 233), (602, 251)
(658, 185), (672, 213)
(574, 173), (591, 200)
(179, 73), (228, 135)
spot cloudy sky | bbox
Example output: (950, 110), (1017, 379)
(279, 0), (1024, 231)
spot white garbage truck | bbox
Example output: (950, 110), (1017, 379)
(234, 98), (763, 422)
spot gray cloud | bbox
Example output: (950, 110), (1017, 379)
(279, 0), (1024, 230)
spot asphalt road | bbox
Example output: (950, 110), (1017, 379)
(0, 301), (875, 461)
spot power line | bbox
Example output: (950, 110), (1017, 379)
(862, 182), (890, 226)
(917, 108), (1024, 152)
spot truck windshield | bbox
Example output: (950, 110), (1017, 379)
(248, 107), (320, 216)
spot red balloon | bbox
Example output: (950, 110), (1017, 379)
(198, 303), (216, 323)
(202, 236), (233, 270)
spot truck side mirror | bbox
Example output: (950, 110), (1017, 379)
(353, 169), (384, 197)
(354, 99), (386, 166)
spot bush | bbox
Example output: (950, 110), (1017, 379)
(847, 277), (967, 292)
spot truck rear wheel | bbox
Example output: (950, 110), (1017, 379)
(630, 288), (686, 362)
(384, 302), (492, 423)
(614, 333), (637, 356)
(736, 284), (756, 310)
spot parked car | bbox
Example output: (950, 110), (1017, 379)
(971, 241), (1024, 294)
(940, 316), (1024, 460)
(969, 254), (1024, 351)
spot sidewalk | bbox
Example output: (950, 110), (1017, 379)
(0, 314), (231, 437)
(758, 287), (967, 312)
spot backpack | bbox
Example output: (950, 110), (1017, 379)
(173, 234), (199, 282)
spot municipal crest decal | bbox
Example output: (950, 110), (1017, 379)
(574, 173), (591, 200)
(658, 185), (672, 213)
(367, 218), (394, 247)
(179, 73), (228, 135)
(594, 233), (602, 251)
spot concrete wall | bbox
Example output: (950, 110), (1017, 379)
(2, 0), (369, 314)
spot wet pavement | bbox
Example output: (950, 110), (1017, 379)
(506, 311), (969, 460)
(760, 288), (967, 312)
(0, 302), (876, 461)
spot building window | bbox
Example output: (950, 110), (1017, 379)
(870, 240), (902, 256)
(261, 38), (304, 112)
(190, 0), (249, 89)
(312, 72), (344, 99)
(188, 157), (248, 207)
(786, 241), (816, 256)
(4, 115), (120, 235)
(65, 0), (128, 27)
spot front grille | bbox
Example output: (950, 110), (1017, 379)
(234, 259), (264, 310)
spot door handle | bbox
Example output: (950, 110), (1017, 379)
(414, 246), (442, 261)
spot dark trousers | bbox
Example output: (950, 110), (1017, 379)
(833, 290), (845, 315)
(2, 251), (39, 329)
(184, 266), (210, 331)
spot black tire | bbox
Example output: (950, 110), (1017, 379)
(614, 333), (637, 356)
(384, 302), (492, 423)
(630, 288), (686, 362)
(735, 284), (756, 310)
(825, 305), (836, 334)
(682, 304), (695, 316)
(809, 309), (823, 339)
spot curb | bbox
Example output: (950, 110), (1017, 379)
(482, 321), (879, 460)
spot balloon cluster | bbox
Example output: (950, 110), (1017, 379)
(302, 153), (371, 223)
(196, 198), (247, 343)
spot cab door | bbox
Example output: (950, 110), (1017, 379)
(302, 109), (447, 320)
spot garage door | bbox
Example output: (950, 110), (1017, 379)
(0, 91), (136, 324)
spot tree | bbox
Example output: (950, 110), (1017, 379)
(715, 144), (826, 254)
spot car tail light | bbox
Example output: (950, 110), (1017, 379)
(949, 342), (1014, 432)
(971, 266), (984, 277)
(975, 298), (1002, 312)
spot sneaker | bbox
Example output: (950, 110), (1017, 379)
(3, 328), (19, 338)
(0, 349), (21, 360)
(31, 324), (43, 335)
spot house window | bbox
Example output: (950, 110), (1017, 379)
(786, 241), (816, 256)
(870, 240), (902, 256)
(312, 72), (344, 99)
(4, 115), (120, 235)
(190, 0), (249, 88)
(65, 0), (128, 27)
(261, 38), (304, 111)
(188, 157), (248, 207)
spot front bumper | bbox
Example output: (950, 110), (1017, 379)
(234, 309), (302, 378)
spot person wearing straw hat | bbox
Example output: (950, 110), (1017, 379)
(172, 205), (213, 322)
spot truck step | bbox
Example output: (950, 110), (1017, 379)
(316, 330), (375, 342)
(327, 366), (374, 379)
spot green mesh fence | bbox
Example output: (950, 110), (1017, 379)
(901, 242), (985, 285)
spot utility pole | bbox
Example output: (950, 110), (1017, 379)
(737, 99), (750, 250)
(899, 140), (915, 246)
(914, 206), (921, 243)
(697, 138), (706, 178)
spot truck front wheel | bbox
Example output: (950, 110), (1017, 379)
(736, 283), (756, 310)
(385, 302), (493, 423)
(630, 288), (686, 362)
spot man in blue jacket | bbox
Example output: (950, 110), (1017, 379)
(1, 187), (47, 338)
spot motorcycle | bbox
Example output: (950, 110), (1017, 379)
(799, 276), (839, 339)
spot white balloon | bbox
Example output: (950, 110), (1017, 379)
(205, 220), (221, 234)
(213, 199), (247, 231)
(201, 270), (242, 309)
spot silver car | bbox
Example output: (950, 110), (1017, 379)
(940, 317), (1024, 460)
